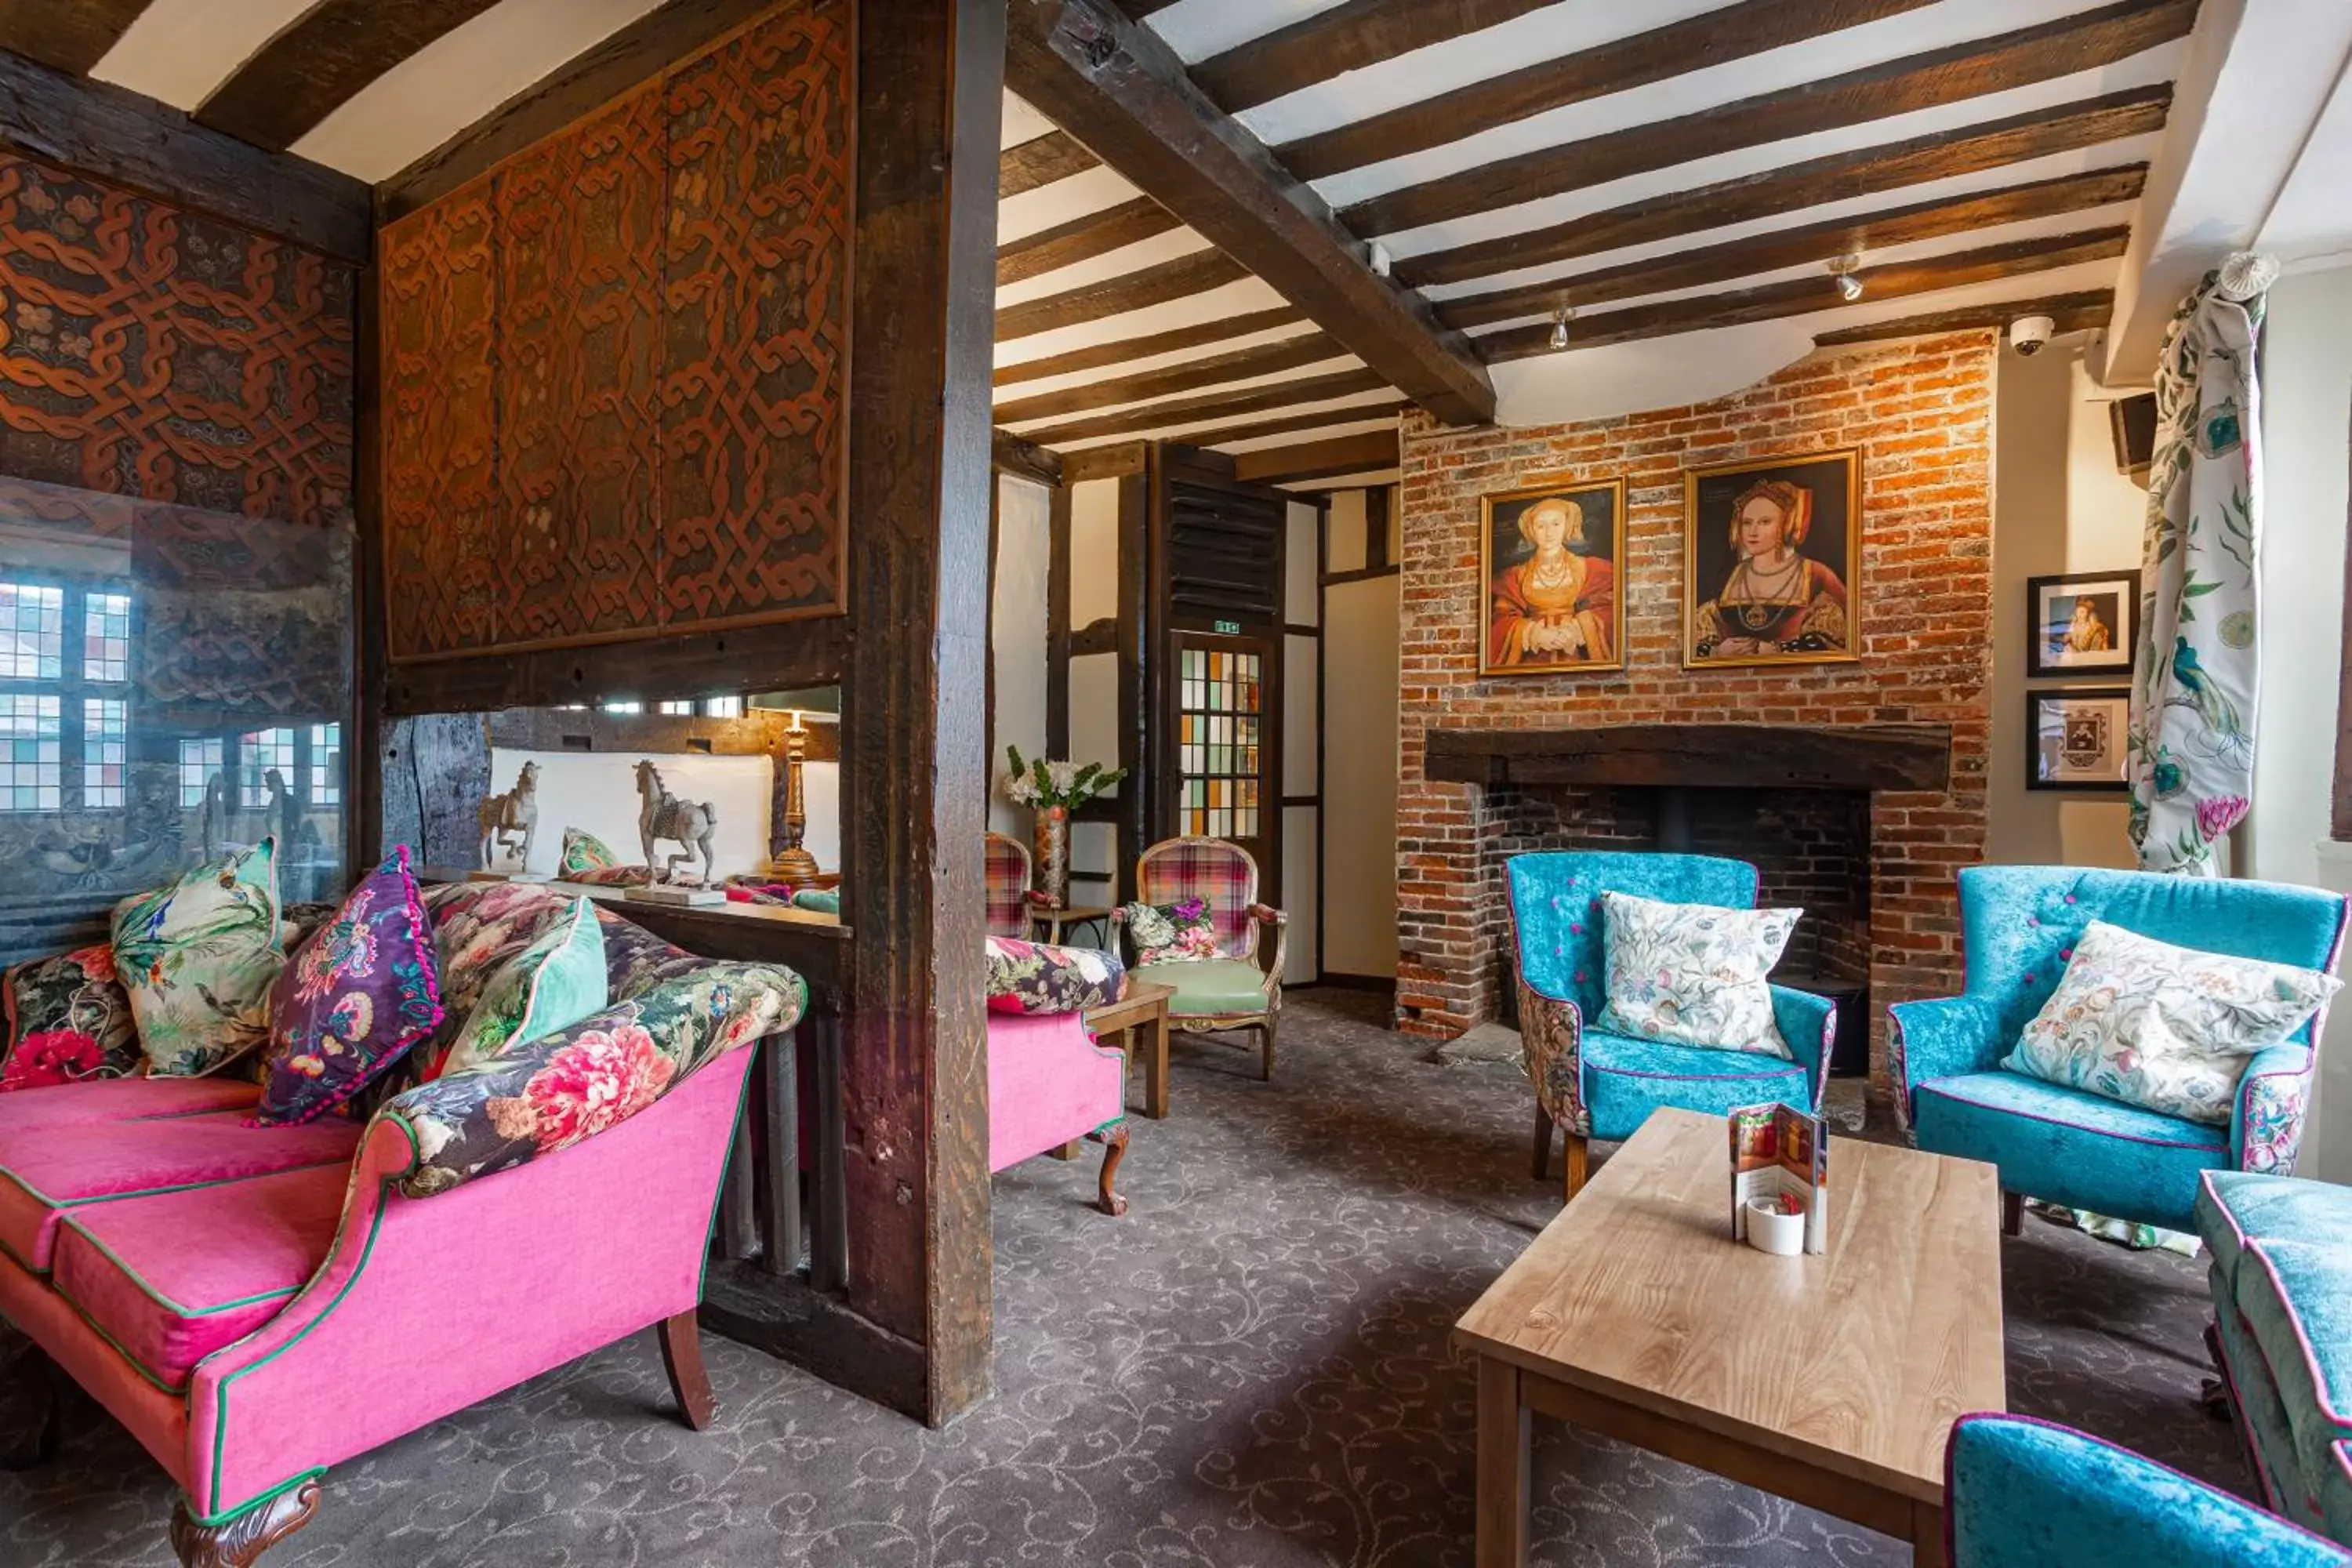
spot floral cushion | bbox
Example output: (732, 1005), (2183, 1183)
(249, 846), (445, 1127)
(112, 840), (286, 1078)
(437, 895), (608, 1080)
(383, 960), (805, 1197)
(565, 865), (648, 887)
(0, 945), (141, 1091)
(558, 827), (620, 877)
(1595, 890), (1797, 1059)
(1121, 898), (1217, 965)
(2002, 920), (2340, 1125)
(985, 936), (1124, 1014)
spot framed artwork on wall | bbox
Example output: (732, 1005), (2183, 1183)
(1682, 448), (1860, 669)
(2027, 687), (2132, 791)
(1479, 478), (1626, 676)
(2025, 569), (2140, 677)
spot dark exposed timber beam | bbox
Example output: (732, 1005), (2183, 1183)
(1813, 288), (2114, 346)
(1192, 1), (1555, 114)
(1439, 165), (2147, 332)
(994, 305), (1307, 384)
(1345, 0), (2198, 238)
(1000, 128), (1098, 196)
(996, 247), (1247, 339)
(1007, 0), (1494, 425)
(992, 332), (1343, 423)
(1278, 0), (1938, 180)
(1232, 430), (1399, 484)
(993, 427), (1065, 486)
(1014, 367), (1389, 446)
(997, 194), (1178, 285)
(1153, 401), (1409, 450)
(196, 0), (505, 151)
(0, 0), (147, 74)
(381, 0), (789, 221)
(0, 46), (372, 263)
(1475, 227), (2130, 363)
(1396, 85), (2171, 290)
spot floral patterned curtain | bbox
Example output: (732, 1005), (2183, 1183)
(2127, 252), (2278, 876)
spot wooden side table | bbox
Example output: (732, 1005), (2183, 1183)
(1083, 980), (1174, 1119)
(1032, 903), (1114, 946)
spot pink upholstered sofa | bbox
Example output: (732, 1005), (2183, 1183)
(0, 882), (804, 1566)
(983, 935), (1134, 1215)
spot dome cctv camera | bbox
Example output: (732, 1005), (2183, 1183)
(2009, 314), (2056, 357)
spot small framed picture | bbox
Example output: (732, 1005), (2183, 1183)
(1479, 478), (1626, 676)
(2026, 570), (2138, 677)
(2027, 687), (2132, 791)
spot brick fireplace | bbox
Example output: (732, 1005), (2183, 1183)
(1396, 332), (1998, 1081)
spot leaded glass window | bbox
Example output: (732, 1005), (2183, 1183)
(83, 698), (125, 808)
(1176, 646), (1261, 840)
(310, 723), (341, 806)
(0, 695), (62, 810)
(82, 591), (130, 681)
(0, 584), (64, 680)
(242, 728), (296, 808)
(180, 739), (223, 808)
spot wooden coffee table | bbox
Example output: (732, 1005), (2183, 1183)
(1084, 980), (1174, 1119)
(1456, 1107), (2004, 1568)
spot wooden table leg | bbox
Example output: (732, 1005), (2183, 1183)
(1911, 1500), (1947, 1568)
(1147, 1007), (1170, 1120)
(1475, 1356), (1530, 1568)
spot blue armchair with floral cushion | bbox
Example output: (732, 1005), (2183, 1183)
(1890, 866), (2347, 1239)
(1506, 851), (1834, 1198)
(1947, 1414), (2351, 1566)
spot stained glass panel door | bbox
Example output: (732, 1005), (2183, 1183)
(1171, 635), (1277, 889)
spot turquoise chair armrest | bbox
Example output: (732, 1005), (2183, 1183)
(1767, 984), (1835, 1112)
(1948, 1414), (2350, 1567)
(2232, 1043), (2318, 1176)
(1887, 994), (2005, 1128)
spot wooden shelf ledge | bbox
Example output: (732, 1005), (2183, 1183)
(1423, 724), (1951, 792)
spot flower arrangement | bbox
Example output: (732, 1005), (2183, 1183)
(1001, 746), (1127, 810)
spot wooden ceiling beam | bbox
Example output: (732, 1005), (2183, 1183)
(0, 0), (148, 74)
(1279, 0), (1937, 181)
(996, 247), (1248, 340)
(0, 47), (372, 263)
(1396, 85), (2171, 290)
(998, 194), (1179, 285)
(1345, 0), (2198, 238)
(1232, 430), (1399, 484)
(1000, 128), (1100, 196)
(994, 306), (1308, 385)
(1439, 164), (2147, 332)
(1812, 289), (2114, 346)
(993, 332), (1344, 423)
(195, 0), (505, 152)
(1006, 0), (1494, 425)
(1148, 401), (1409, 450)
(993, 428), (1065, 487)
(1192, 1), (1555, 114)
(1475, 227), (2130, 362)
(1013, 366), (1389, 447)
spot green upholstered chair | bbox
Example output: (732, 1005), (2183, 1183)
(1110, 837), (1286, 1081)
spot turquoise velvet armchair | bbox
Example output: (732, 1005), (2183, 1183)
(1505, 851), (1834, 1198)
(1891, 866), (2347, 1236)
(1947, 1414), (2350, 1566)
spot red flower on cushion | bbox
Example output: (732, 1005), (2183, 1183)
(516, 1025), (675, 1152)
(69, 944), (115, 984)
(1, 1029), (103, 1091)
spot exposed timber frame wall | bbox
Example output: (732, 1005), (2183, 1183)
(366, 0), (1002, 1426)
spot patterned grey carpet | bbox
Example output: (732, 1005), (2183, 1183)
(4, 992), (2245, 1566)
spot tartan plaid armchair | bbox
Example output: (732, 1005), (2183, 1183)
(1109, 837), (1287, 1080)
(983, 832), (1056, 940)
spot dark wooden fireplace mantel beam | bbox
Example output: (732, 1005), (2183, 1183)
(1425, 724), (1951, 792)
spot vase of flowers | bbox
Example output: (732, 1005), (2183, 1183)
(1003, 746), (1125, 909)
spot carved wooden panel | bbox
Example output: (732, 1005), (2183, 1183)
(0, 151), (354, 529)
(495, 83), (667, 644)
(378, 0), (851, 662)
(381, 185), (498, 657)
(661, 2), (852, 627)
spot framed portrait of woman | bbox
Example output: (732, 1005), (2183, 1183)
(1682, 448), (1860, 669)
(2025, 569), (2139, 677)
(1478, 478), (1626, 676)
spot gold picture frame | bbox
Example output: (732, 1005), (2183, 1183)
(1477, 477), (1628, 677)
(1682, 448), (1861, 670)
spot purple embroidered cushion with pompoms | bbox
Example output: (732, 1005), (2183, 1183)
(249, 845), (445, 1126)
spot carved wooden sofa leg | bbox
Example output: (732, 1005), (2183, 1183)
(1563, 1134), (1589, 1202)
(1259, 1014), (1278, 1082)
(2002, 1190), (2024, 1237)
(659, 1310), (716, 1431)
(0, 1317), (59, 1471)
(1530, 1105), (1555, 1181)
(169, 1478), (321, 1568)
(1089, 1124), (1130, 1216)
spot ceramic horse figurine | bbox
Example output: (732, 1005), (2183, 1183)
(477, 760), (541, 870)
(634, 760), (717, 884)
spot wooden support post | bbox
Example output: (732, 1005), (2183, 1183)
(836, 0), (1004, 1428)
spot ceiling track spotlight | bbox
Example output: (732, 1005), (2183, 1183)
(1829, 253), (1865, 303)
(1548, 302), (1575, 351)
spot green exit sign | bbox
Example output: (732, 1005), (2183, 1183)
(1213, 619), (1242, 635)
